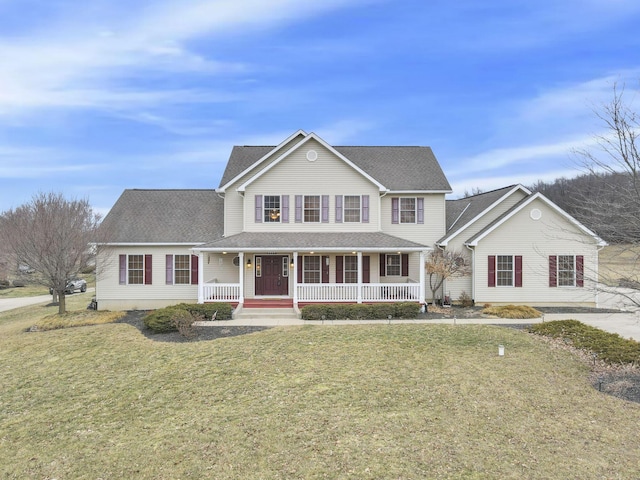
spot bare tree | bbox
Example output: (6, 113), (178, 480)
(570, 84), (640, 307)
(0, 192), (103, 314)
(425, 248), (471, 304)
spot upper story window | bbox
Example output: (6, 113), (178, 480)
(392, 197), (424, 224)
(400, 198), (416, 223)
(264, 195), (281, 222)
(344, 195), (361, 222)
(304, 195), (320, 223)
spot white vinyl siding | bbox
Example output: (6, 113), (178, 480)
(472, 198), (598, 306)
(243, 139), (379, 232)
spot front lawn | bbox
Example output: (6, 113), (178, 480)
(1, 302), (639, 478)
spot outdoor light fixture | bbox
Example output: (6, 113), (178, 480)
(246, 258), (252, 268)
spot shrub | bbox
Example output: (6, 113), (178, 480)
(301, 303), (420, 320)
(143, 307), (186, 333)
(172, 310), (199, 339)
(12, 280), (26, 287)
(530, 320), (640, 365)
(458, 291), (473, 307)
(0, 280), (10, 289)
(176, 302), (233, 320)
(393, 302), (421, 319)
(482, 304), (541, 319)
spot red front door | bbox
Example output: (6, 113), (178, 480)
(255, 255), (289, 296)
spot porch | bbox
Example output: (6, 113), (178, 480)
(201, 280), (421, 305)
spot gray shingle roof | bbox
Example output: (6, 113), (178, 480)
(219, 145), (451, 192)
(100, 189), (224, 243)
(440, 185), (521, 243)
(197, 232), (429, 250)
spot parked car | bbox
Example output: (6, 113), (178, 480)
(49, 278), (87, 295)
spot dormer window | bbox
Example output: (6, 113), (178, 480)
(264, 196), (281, 223)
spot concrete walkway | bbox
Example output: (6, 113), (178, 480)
(204, 311), (640, 341)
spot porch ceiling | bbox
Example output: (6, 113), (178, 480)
(194, 231), (430, 252)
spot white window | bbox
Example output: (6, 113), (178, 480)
(303, 256), (320, 283)
(174, 255), (191, 284)
(264, 196), (281, 222)
(344, 255), (358, 283)
(496, 255), (513, 286)
(344, 195), (361, 222)
(304, 195), (320, 223)
(386, 254), (401, 276)
(282, 256), (289, 277)
(128, 255), (144, 285)
(558, 255), (575, 287)
(400, 198), (416, 223)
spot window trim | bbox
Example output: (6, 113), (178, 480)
(343, 255), (358, 284)
(263, 195), (281, 223)
(399, 197), (417, 224)
(128, 254), (144, 285)
(303, 255), (321, 284)
(173, 254), (191, 285)
(343, 195), (361, 223)
(496, 255), (514, 287)
(385, 253), (401, 276)
(303, 195), (321, 223)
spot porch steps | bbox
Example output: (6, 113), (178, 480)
(243, 298), (294, 308)
(233, 307), (299, 321)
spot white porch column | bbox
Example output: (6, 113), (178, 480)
(357, 251), (363, 303)
(238, 252), (245, 304)
(292, 251), (298, 305)
(419, 250), (426, 305)
(197, 252), (204, 304)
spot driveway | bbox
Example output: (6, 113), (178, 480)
(0, 294), (52, 313)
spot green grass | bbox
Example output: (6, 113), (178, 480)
(0, 283), (49, 298)
(1, 302), (640, 478)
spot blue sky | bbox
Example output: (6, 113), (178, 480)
(1, 0), (639, 217)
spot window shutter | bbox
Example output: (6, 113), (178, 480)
(335, 195), (343, 223)
(336, 256), (343, 283)
(255, 195), (262, 223)
(379, 254), (386, 277)
(401, 253), (409, 277)
(322, 195), (329, 223)
(392, 197), (399, 224)
(166, 255), (173, 285)
(363, 255), (370, 283)
(488, 255), (496, 287)
(362, 195), (369, 223)
(295, 195), (302, 223)
(282, 195), (289, 223)
(576, 255), (584, 287)
(119, 255), (126, 285)
(322, 255), (329, 283)
(191, 254), (199, 285)
(297, 258), (303, 283)
(515, 255), (523, 287)
(417, 198), (424, 224)
(144, 254), (152, 285)
(549, 256), (557, 287)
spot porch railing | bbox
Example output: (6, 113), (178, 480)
(201, 282), (421, 303)
(202, 283), (240, 302)
(297, 282), (420, 303)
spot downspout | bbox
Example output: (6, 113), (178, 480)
(465, 243), (475, 305)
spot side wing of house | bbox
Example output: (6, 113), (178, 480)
(468, 194), (605, 306)
(95, 189), (224, 310)
(438, 186), (530, 303)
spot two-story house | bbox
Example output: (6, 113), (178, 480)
(95, 130), (606, 312)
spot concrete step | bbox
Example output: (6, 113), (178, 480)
(233, 307), (299, 320)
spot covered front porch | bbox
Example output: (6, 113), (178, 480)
(193, 232), (430, 308)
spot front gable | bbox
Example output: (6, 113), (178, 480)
(235, 132), (387, 193)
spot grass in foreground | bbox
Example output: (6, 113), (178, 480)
(1, 303), (640, 479)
